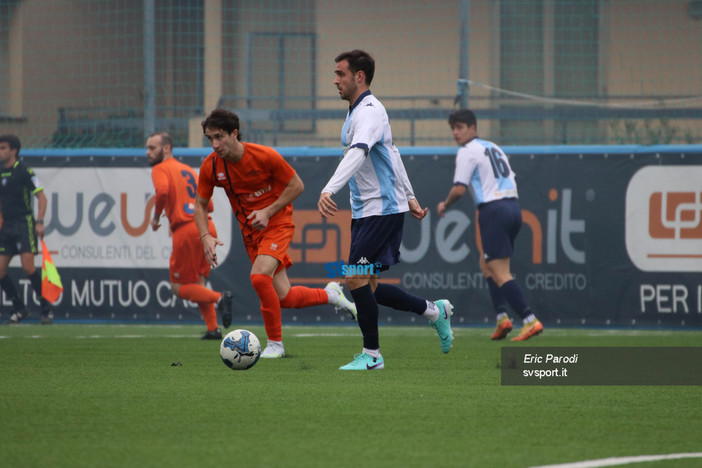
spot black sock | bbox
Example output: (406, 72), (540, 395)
(487, 277), (509, 315)
(499, 279), (531, 319)
(0, 275), (24, 310)
(27, 270), (50, 311)
(350, 284), (379, 350)
(374, 283), (426, 315)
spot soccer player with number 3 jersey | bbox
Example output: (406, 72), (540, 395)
(147, 132), (233, 340)
(436, 109), (543, 341)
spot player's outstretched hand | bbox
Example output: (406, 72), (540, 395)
(318, 192), (338, 218)
(201, 233), (224, 267)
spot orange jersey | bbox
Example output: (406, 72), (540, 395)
(197, 142), (296, 236)
(151, 158), (201, 231)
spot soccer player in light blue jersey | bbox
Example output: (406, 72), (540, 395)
(437, 109), (543, 342)
(318, 50), (454, 370)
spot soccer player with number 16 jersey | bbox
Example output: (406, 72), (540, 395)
(436, 109), (543, 341)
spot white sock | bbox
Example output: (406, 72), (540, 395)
(363, 347), (381, 359)
(266, 340), (284, 350)
(523, 314), (536, 325)
(422, 300), (439, 321)
(496, 312), (509, 321)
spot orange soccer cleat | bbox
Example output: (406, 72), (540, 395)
(510, 319), (544, 341)
(490, 317), (513, 340)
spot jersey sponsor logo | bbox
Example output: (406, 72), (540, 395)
(251, 185), (272, 198)
(626, 166), (702, 272)
(217, 171), (226, 181)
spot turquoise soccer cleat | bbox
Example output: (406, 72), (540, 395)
(430, 299), (454, 353)
(339, 352), (384, 370)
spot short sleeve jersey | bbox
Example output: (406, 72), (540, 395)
(453, 137), (518, 206)
(342, 92), (413, 218)
(151, 158), (199, 231)
(0, 161), (43, 221)
(197, 142), (296, 234)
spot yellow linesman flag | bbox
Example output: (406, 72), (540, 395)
(41, 239), (63, 303)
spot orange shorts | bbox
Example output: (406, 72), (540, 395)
(170, 219), (216, 284)
(243, 222), (294, 271)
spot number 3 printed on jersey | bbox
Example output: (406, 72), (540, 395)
(181, 169), (197, 214)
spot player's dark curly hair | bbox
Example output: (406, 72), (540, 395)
(335, 49), (375, 86)
(448, 109), (477, 128)
(0, 134), (21, 155)
(201, 108), (242, 141)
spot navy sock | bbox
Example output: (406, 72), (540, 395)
(350, 284), (379, 350)
(486, 277), (509, 315)
(374, 283), (426, 315)
(28, 270), (50, 309)
(499, 279), (531, 319)
(0, 275), (23, 310)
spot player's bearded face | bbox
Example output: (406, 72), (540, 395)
(148, 147), (164, 166)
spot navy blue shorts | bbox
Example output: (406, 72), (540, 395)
(478, 198), (521, 262)
(348, 213), (404, 272)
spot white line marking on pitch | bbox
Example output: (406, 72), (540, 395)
(530, 452), (702, 468)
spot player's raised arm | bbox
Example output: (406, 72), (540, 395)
(195, 194), (222, 267)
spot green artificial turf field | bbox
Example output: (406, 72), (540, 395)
(1, 324), (701, 468)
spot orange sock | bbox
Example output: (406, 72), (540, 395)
(178, 284), (221, 304)
(280, 286), (327, 309)
(199, 303), (218, 331)
(250, 274), (282, 341)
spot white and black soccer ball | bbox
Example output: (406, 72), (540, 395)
(219, 329), (261, 370)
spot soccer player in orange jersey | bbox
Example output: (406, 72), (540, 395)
(146, 132), (233, 340)
(194, 108), (356, 359)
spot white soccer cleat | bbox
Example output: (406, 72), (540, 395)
(260, 341), (285, 359)
(324, 282), (358, 321)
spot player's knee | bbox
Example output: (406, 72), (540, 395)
(344, 276), (368, 291)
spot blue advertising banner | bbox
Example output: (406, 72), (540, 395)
(7, 145), (701, 328)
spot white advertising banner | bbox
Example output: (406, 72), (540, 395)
(35, 167), (233, 268)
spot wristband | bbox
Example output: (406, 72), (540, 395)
(36, 219), (44, 224)
(200, 232), (211, 240)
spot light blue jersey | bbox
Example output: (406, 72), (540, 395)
(323, 91), (414, 219)
(453, 137), (518, 206)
